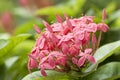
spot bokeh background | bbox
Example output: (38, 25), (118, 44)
(0, 0), (120, 80)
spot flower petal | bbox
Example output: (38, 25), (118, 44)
(34, 25), (41, 34)
(72, 57), (78, 64)
(41, 68), (47, 76)
(56, 14), (62, 23)
(77, 57), (86, 67)
(85, 48), (92, 54)
(87, 55), (96, 63)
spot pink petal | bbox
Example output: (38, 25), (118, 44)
(56, 14), (62, 23)
(51, 23), (63, 32)
(63, 27), (71, 35)
(75, 32), (84, 40)
(79, 52), (84, 56)
(72, 57), (78, 64)
(42, 20), (53, 33)
(63, 33), (74, 41)
(39, 38), (45, 49)
(66, 18), (72, 30)
(34, 25), (41, 34)
(86, 23), (97, 32)
(102, 9), (107, 21)
(97, 23), (109, 32)
(61, 43), (69, 54)
(85, 48), (92, 54)
(87, 55), (96, 63)
(42, 63), (55, 69)
(40, 56), (48, 64)
(41, 68), (47, 76)
(48, 56), (55, 68)
(77, 57), (86, 67)
(28, 58), (38, 69)
(69, 45), (79, 56)
(39, 51), (46, 59)
(56, 57), (66, 66)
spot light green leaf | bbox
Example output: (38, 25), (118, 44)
(22, 70), (72, 80)
(36, 0), (85, 19)
(94, 40), (120, 63)
(84, 40), (120, 73)
(83, 62), (120, 80)
(0, 34), (32, 57)
(14, 21), (43, 35)
(0, 39), (8, 49)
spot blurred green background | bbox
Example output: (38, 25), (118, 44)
(0, 0), (120, 80)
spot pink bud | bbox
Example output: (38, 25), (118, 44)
(97, 23), (109, 32)
(102, 9), (107, 22)
(72, 57), (78, 64)
(41, 68), (47, 76)
(42, 20), (53, 33)
(19, 0), (29, 7)
(34, 25), (41, 34)
(1, 12), (12, 27)
(56, 14), (62, 23)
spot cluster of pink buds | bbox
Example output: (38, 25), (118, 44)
(28, 10), (109, 76)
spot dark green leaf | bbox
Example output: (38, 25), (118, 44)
(22, 70), (72, 80)
(84, 40), (120, 74)
(83, 62), (120, 80)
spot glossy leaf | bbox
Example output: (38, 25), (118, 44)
(0, 34), (32, 58)
(84, 40), (120, 73)
(4, 40), (35, 80)
(22, 70), (73, 80)
(83, 62), (120, 80)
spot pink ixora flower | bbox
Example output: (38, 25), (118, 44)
(78, 48), (95, 67)
(28, 10), (109, 76)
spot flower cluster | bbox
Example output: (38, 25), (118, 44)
(28, 12), (109, 76)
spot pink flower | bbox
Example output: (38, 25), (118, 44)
(78, 16), (95, 23)
(28, 13), (108, 76)
(77, 48), (95, 67)
(97, 23), (109, 32)
(39, 51), (66, 76)
(69, 44), (79, 56)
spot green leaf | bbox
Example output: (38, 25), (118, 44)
(0, 39), (8, 49)
(83, 62), (120, 80)
(14, 20), (43, 35)
(36, 0), (85, 21)
(84, 40), (120, 73)
(0, 34), (32, 58)
(4, 55), (28, 80)
(22, 70), (72, 80)
(94, 40), (120, 63)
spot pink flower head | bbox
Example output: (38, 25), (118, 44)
(77, 48), (95, 67)
(28, 13), (108, 76)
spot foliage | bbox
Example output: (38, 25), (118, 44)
(0, 0), (120, 80)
